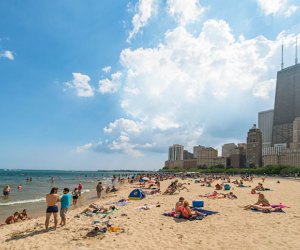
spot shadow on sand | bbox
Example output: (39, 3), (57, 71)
(5, 228), (53, 242)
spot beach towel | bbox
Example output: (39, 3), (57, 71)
(250, 208), (285, 213)
(270, 204), (290, 208)
(97, 208), (118, 218)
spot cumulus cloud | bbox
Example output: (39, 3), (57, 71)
(98, 71), (122, 94)
(65, 73), (94, 97)
(96, 19), (299, 156)
(0, 50), (14, 60)
(127, 0), (157, 42)
(102, 66), (111, 73)
(76, 143), (94, 153)
(257, 0), (298, 17)
(167, 0), (205, 25)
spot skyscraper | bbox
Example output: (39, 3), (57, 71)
(272, 64), (300, 147)
(258, 109), (274, 149)
(246, 124), (262, 167)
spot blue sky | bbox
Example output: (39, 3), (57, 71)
(0, 0), (299, 170)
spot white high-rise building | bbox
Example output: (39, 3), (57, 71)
(168, 144), (184, 161)
(258, 109), (274, 149)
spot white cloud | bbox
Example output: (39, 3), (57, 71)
(65, 73), (94, 97)
(98, 71), (122, 94)
(104, 118), (143, 135)
(257, 0), (298, 17)
(98, 20), (299, 156)
(0, 50), (14, 60)
(127, 0), (156, 42)
(102, 66), (111, 73)
(167, 0), (205, 25)
(76, 143), (93, 153)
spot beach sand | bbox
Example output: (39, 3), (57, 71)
(0, 177), (300, 250)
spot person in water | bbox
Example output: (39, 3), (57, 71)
(3, 185), (11, 197)
(45, 187), (60, 230)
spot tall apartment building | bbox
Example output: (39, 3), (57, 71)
(193, 145), (205, 159)
(183, 150), (194, 160)
(168, 144), (184, 161)
(197, 147), (218, 168)
(246, 124), (262, 167)
(229, 147), (246, 168)
(291, 117), (300, 149)
(222, 143), (237, 157)
(258, 109), (274, 149)
(272, 64), (300, 147)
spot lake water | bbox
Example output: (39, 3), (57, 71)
(0, 169), (137, 222)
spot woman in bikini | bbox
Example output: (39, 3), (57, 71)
(181, 201), (205, 219)
(243, 193), (270, 210)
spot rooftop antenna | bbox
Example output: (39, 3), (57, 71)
(281, 39), (284, 70)
(296, 36), (298, 65)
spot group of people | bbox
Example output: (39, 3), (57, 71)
(45, 187), (72, 230)
(5, 209), (30, 224)
(174, 197), (205, 219)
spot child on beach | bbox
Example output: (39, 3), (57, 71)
(60, 188), (72, 227)
(174, 197), (184, 217)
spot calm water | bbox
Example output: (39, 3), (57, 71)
(0, 169), (137, 221)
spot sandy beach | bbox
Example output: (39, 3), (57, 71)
(0, 177), (300, 250)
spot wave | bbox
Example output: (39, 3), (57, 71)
(81, 189), (90, 194)
(0, 197), (45, 206)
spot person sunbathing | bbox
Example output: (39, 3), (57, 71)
(200, 191), (218, 198)
(174, 197), (184, 217)
(243, 193), (270, 210)
(251, 188), (257, 194)
(180, 201), (205, 219)
(5, 212), (20, 224)
(19, 209), (30, 220)
(215, 184), (222, 190)
(226, 192), (237, 199)
(254, 183), (265, 191)
(232, 179), (239, 184)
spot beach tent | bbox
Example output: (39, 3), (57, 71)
(128, 189), (145, 200)
(224, 184), (231, 190)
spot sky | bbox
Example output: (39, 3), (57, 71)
(0, 0), (300, 170)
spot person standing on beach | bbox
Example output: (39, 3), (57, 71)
(3, 185), (11, 197)
(60, 188), (72, 227)
(96, 182), (104, 198)
(45, 187), (60, 230)
(78, 183), (83, 196)
(72, 188), (79, 205)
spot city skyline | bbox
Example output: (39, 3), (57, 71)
(1, 0), (300, 170)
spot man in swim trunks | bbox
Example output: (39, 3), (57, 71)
(60, 188), (72, 226)
(45, 187), (60, 230)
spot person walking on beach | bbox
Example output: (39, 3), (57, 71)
(60, 188), (71, 227)
(45, 187), (60, 230)
(96, 182), (104, 198)
(72, 188), (79, 205)
(3, 185), (11, 197)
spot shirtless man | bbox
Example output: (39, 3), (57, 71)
(45, 187), (60, 230)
